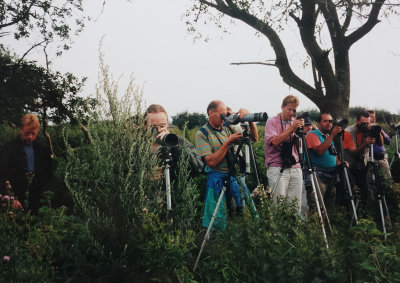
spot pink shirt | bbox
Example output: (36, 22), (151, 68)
(264, 114), (301, 168)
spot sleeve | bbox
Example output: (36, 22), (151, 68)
(264, 119), (279, 147)
(305, 132), (321, 149)
(179, 137), (204, 174)
(382, 130), (391, 145)
(195, 130), (212, 158)
(342, 131), (355, 150)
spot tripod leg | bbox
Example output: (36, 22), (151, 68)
(165, 166), (172, 211)
(312, 173), (332, 233)
(350, 200), (360, 228)
(389, 155), (395, 168)
(309, 174), (329, 249)
(378, 199), (387, 240)
(193, 185), (227, 272)
(343, 167), (358, 224)
(382, 196), (392, 228)
(372, 163), (389, 238)
(270, 170), (283, 200)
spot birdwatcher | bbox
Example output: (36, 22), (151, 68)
(264, 95), (304, 213)
(0, 114), (52, 213)
(195, 100), (258, 231)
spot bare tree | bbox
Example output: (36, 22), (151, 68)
(187, 0), (399, 117)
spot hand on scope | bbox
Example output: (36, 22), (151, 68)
(154, 127), (170, 140)
(331, 126), (342, 137)
(291, 117), (304, 130)
(237, 108), (250, 118)
(227, 133), (243, 145)
(366, 136), (376, 144)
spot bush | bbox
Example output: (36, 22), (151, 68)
(64, 53), (199, 281)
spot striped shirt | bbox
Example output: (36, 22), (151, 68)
(195, 123), (239, 172)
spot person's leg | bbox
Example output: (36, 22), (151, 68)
(287, 168), (303, 213)
(268, 167), (290, 203)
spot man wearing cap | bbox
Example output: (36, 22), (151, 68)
(305, 113), (342, 213)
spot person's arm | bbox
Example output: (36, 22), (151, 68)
(248, 122), (258, 141)
(203, 133), (242, 169)
(382, 130), (391, 145)
(179, 137), (204, 174)
(195, 129), (242, 170)
(345, 134), (375, 156)
(309, 126), (342, 156)
(271, 118), (304, 147)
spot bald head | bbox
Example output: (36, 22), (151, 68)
(207, 100), (225, 116)
(207, 100), (227, 130)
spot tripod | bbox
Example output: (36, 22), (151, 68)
(161, 147), (173, 211)
(333, 134), (358, 225)
(390, 130), (400, 169)
(297, 130), (331, 249)
(193, 124), (260, 272)
(366, 144), (392, 239)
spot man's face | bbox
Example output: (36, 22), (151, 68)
(370, 113), (376, 124)
(303, 124), (313, 133)
(148, 112), (168, 134)
(20, 126), (39, 145)
(209, 102), (227, 129)
(318, 114), (333, 134)
(356, 116), (370, 127)
(281, 104), (297, 121)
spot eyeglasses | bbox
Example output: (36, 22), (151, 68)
(322, 120), (333, 123)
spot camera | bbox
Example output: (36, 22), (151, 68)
(366, 125), (381, 141)
(334, 118), (348, 129)
(281, 141), (297, 168)
(333, 118), (348, 136)
(390, 122), (400, 134)
(152, 127), (179, 147)
(221, 112), (268, 126)
(357, 122), (370, 134)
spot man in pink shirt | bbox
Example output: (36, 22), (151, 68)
(265, 95), (304, 213)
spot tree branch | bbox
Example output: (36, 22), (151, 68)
(201, 1), (322, 103)
(342, 0), (353, 33)
(230, 61), (276, 67)
(17, 40), (47, 65)
(347, 0), (386, 47)
(296, 1), (336, 94)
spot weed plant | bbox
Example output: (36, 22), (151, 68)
(64, 52), (199, 281)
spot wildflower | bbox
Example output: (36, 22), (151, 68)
(142, 208), (148, 213)
(3, 256), (10, 262)
(3, 195), (10, 201)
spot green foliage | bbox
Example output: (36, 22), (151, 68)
(64, 53), (198, 281)
(0, 45), (95, 125)
(0, 196), (93, 282)
(172, 111), (208, 130)
(0, 0), (86, 53)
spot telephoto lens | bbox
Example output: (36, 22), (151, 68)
(157, 133), (179, 147)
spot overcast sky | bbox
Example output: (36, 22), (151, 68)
(4, 0), (400, 119)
